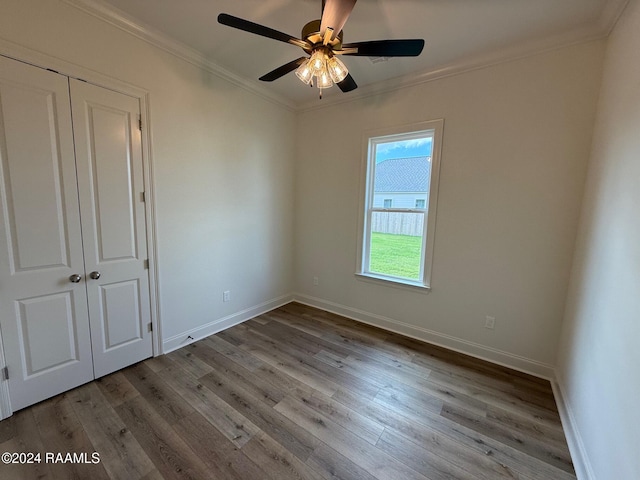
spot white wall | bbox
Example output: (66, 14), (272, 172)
(0, 0), (295, 349)
(556, 0), (640, 478)
(294, 41), (605, 375)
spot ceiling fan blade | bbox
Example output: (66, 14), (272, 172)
(218, 13), (309, 49)
(259, 58), (307, 82)
(341, 39), (425, 57)
(337, 73), (357, 93)
(320, 0), (357, 39)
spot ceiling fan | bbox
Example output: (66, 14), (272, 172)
(218, 0), (425, 98)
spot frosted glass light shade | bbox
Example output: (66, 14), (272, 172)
(295, 59), (313, 84)
(316, 69), (333, 89)
(309, 49), (326, 73)
(327, 56), (348, 83)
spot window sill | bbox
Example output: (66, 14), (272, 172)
(354, 272), (431, 293)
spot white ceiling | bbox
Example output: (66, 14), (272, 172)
(87, 0), (623, 106)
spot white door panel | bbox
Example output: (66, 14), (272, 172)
(16, 291), (81, 375)
(0, 57), (94, 411)
(70, 79), (152, 379)
(98, 280), (143, 350)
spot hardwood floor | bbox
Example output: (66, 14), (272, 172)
(0, 303), (576, 480)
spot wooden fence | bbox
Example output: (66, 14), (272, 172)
(371, 211), (424, 236)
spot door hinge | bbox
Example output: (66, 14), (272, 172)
(138, 115), (142, 131)
(148, 322), (153, 332)
(143, 259), (149, 269)
(141, 191), (146, 202)
(1, 366), (8, 381)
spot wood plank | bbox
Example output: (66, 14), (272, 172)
(165, 347), (214, 379)
(440, 403), (574, 474)
(172, 411), (265, 480)
(31, 394), (111, 480)
(374, 384), (445, 417)
(115, 396), (213, 480)
(143, 355), (175, 373)
(122, 363), (194, 425)
(426, 366), (559, 414)
(0, 409), (53, 480)
(486, 405), (570, 448)
(248, 314), (272, 326)
(0, 413), (16, 444)
(202, 335), (264, 372)
(376, 428), (481, 480)
(242, 431), (326, 480)
(96, 371), (141, 408)
(287, 387), (385, 445)
(340, 352), (489, 417)
(332, 387), (575, 480)
(154, 360), (260, 448)
(427, 370), (562, 429)
(398, 334), (551, 394)
(240, 341), (341, 397)
(246, 322), (381, 399)
(306, 443), (379, 480)
(66, 382), (156, 480)
(265, 311), (355, 359)
(198, 369), (321, 462)
(286, 304), (419, 364)
(188, 340), (285, 407)
(274, 395), (430, 480)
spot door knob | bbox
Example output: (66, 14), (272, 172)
(89, 271), (101, 280)
(69, 274), (82, 283)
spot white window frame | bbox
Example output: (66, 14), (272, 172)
(356, 119), (444, 290)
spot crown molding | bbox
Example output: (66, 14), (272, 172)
(298, 22), (607, 112)
(61, 0), (296, 111)
(62, 0), (624, 113)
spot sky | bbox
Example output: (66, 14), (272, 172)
(375, 137), (433, 163)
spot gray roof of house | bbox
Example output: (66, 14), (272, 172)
(374, 156), (431, 193)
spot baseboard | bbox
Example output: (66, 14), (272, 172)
(162, 293), (294, 354)
(552, 374), (596, 480)
(293, 293), (556, 380)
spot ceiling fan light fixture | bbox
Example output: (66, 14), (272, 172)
(309, 48), (327, 73)
(295, 59), (314, 84)
(218, 2), (425, 98)
(316, 69), (333, 89)
(327, 56), (348, 83)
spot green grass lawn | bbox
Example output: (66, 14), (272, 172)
(370, 232), (422, 280)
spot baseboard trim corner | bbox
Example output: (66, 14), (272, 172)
(552, 374), (596, 480)
(161, 293), (294, 354)
(292, 293), (555, 380)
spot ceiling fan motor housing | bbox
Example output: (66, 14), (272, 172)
(302, 20), (344, 52)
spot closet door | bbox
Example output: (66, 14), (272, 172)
(0, 57), (94, 411)
(70, 79), (153, 378)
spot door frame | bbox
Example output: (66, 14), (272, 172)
(0, 40), (162, 419)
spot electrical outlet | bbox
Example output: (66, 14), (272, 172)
(313, 276), (319, 286)
(223, 290), (231, 302)
(485, 316), (495, 329)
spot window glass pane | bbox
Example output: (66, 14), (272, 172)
(373, 139), (433, 209)
(369, 211), (424, 280)
(367, 134), (433, 281)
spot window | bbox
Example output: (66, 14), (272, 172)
(357, 120), (443, 288)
